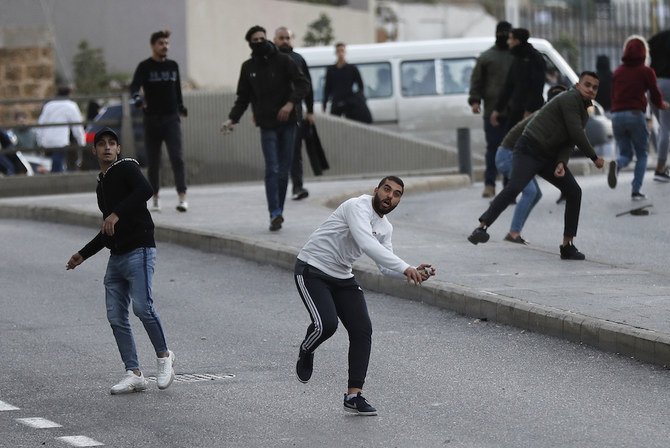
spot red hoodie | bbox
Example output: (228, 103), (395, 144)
(611, 38), (664, 112)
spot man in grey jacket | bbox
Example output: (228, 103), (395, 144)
(468, 72), (605, 260)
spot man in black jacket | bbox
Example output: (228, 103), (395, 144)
(66, 127), (175, 395)
(490, 28), (546, 133)
(222, 25), (310, 231)
(130, 30), (189, 213)
(274, 26), (314, 201)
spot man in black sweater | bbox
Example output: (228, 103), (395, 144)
(322, 42), (371, 124)
(66, 127), (175, 395)
(274, 26), (314, 201)
(130, 29), (189, 213)
(222, 25), (310, 231)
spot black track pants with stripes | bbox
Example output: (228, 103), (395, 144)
(294, 259), (372, 389)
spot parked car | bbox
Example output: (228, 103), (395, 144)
(0, 128), (35, 176)
(84, 102), (146, 168)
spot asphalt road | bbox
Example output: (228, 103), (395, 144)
(1, 219), (670, 448)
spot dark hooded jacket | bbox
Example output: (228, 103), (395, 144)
(611, 37), (664, 113)
(78, 158), (155, 259)
(649, 29), (670, 79)
(229, 41), (310, 129)
(495, 41), (546, 117)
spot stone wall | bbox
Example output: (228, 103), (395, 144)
(0, 27), (55, 123)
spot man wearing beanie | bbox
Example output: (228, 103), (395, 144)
(468, 21), (515, 198)
(491, 28), (546, 134)
(222, 25), (310, 231)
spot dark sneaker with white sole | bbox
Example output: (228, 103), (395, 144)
(560, 243), (585, 260)
(654, 169), (670, 182)
(296, 349), (313, 383)
(343, 392), (377, 416)
(631, 192), (647, 201)
(467, 227), (490, 245)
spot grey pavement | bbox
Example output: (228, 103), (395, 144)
(1, 164), (670, 367)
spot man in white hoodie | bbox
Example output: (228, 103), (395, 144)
(293, 176), (435, 416)
(37, 86), (86, 173)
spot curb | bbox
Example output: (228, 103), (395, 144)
(1, 177), (667, 369)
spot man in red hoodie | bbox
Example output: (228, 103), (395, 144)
(608, 35), (669, 200)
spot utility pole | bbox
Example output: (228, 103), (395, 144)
(506, 0), (520, 26)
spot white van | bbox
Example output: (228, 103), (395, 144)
(296, 37), (610, 148)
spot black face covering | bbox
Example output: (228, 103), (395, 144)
(278, 44), (292, 53)
(495, 33), (509, 49)
(249, 40), (272, 56)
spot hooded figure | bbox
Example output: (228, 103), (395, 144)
(609, 35), (668, 199)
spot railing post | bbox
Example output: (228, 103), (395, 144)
(457, 127), (472, 178)
(120, 92), (136, 158)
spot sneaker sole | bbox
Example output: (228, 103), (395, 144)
(110, 383), (148, 395)
(176, 207), (188, 212)
(654, 177), (670, 183)
(343, 405), (378, 416)
(607, 161), (617, 188)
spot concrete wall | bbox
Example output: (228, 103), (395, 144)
(186, 0), (375, 89)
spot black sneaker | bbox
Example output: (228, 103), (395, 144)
(292, 189), (309, 200)
(654, 169), (670, 183)
(343, 392), (377, 416)
(607, 160), (618, 189)
(560, 243), (585, 260)
(467, 227), (490, 245)
(269, 214), (284, 231)
(504, 233), (527, 245)
(295, 349), (313, 383)
(631, 192), (647, 201)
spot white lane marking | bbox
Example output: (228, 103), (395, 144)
(15, 417), (62, 428)
(0, 400), (20, 411)
(56, 435), (104, 446)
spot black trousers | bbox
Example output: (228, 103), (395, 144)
(479, 136), (582, 237)
(294, 260), (372, 389)
(144, 113), (187, 195)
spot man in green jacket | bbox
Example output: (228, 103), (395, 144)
(467, 71), (605, 260)
(468, 21), (514, 198)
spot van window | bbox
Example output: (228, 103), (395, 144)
(308, 62), (392, 103)
(401, 58), (476, 97)
(441, 58), (476, 94)
(542, 54), (571, 88)
(401, 60), (437, 97)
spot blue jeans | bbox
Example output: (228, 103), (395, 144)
(495, 147), (542, 233)
(260, 123), (296, 219)
(483, 117), (507, 186)
(104, 247), (168, 371)
(50, 149), (65, 173)
(612, 110), (649, 194)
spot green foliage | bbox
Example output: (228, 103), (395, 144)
(72, 40), (109, 94)
(303, 13), (335, 47)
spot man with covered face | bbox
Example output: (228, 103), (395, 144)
(222, 25), (310, 231)
(293, 176), (435, 416)
(468, 21), (515, 198)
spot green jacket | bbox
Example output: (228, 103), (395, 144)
(501, 113), (533, 148)
(468, 46), (514, 118)
(523, 88), (598, 166)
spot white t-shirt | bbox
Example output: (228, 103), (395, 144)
(297, 194), (411, 279)
(37, 99), (86, 148)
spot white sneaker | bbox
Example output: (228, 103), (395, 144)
(110, 370), (148, 395)
(156, 350), (175, 390)
(150, 198), (161, 212)
(176, 200), (188, 212)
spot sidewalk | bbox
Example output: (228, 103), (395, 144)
(1, 166), (669, 367)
